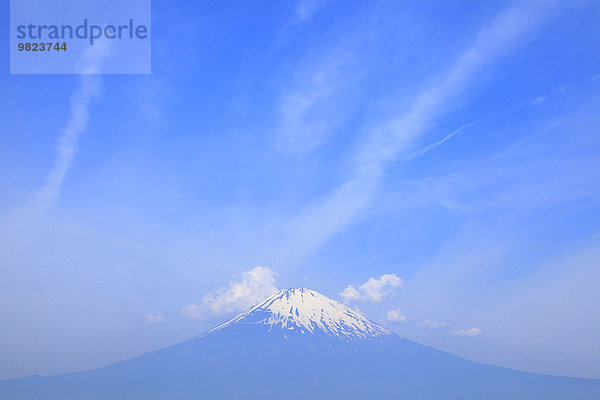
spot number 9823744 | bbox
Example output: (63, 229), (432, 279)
(17, 42), (67, 52)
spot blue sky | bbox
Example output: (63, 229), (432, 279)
(1, 0), (599, 380)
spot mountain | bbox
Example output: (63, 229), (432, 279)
(1, 288), (598, 399)
(206, 287), (391, 339)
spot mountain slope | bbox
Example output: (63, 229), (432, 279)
(1, 288), (599, 400)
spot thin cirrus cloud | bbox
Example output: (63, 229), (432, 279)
(181, 266), (279, 320)
(33, 41), (112, 213)
(340, 273), (403, 303)
(451, 327), (483, 336)
(293, 0), (326, 25)
(408, 121), (479, 160)
(275, 46), (359, 154)
(277, 0), (327, 43)
(276, 0), (565, 266)
(145, 314), (166, 324)
(34, 77), (100, 212)
(417, 320), (449, 329)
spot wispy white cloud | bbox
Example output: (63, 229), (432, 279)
(181, 266), (278, 320)
(530, 95), (547, 107)
(408, 80), (573, 162)
(275, 42), (364, 154)
(417, 320), (449, 329)
(278, 0), (562, 262)
(387, 309), (407, 323)
(340, 273), (403, 303)
(451, 327), (483, 336)
(352, 0), (555, 169)
(34, 76), (101, 211)
(276, 61), (342, 153)
(402, 109), (600, 216)
(34, 42), (111, 212)
(145, 314), (166, 324)
(409, 121), (478, 160)
(293, 0), (325, 25)
(275, 0), (328, 49)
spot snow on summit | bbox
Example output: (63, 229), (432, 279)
(208, 288), (391, 340)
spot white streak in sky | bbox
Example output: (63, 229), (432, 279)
(34, 42), (111, 212)
(279, 0), (564, 261)
(409, 122), (478, 160)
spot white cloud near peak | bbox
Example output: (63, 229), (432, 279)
(340, 273), (403, 303)
(181, 266), (278, 320)
(451, 327), (483, 336)
(387, 309), (407, 323)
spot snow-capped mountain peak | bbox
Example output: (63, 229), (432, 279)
(207, 288), (391, 340)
